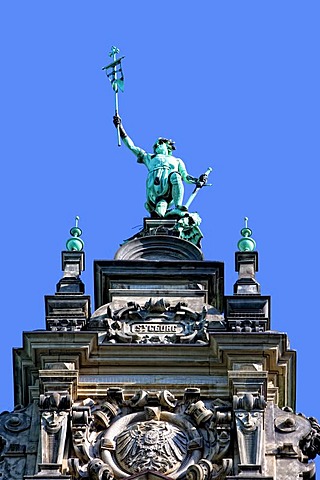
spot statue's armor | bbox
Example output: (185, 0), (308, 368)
(137, 152), (187, 210)
(121, 133), (193, 215)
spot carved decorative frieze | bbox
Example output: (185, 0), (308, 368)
(2, 387), (319, 479)
(67, 388), (232, 480)
(89, 299), (225, 344)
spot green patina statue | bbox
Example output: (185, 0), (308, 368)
(113, 115), (205, 218)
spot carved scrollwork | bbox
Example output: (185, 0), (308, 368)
(186, 458), (233, 480)
(233, 393), (266, 411)
(39, 391), (72, 411)
(71, 406), (93, 464)
(88, 458), (114, 480)
(206, 406), (232, 463)
(89, 299), (225, 344)
(185, 401), (213, 425)
(93, 396), (122, 431)
(187, 459), (213, 480)
(67, 388), (233, 480)
(299, 415), (320, 460)
(128, 389), (178, 410)
(183, 395), (232, 479)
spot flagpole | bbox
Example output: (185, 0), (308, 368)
(109, 46), (121, 146)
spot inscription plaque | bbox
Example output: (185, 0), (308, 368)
(132, 323), (184, 334)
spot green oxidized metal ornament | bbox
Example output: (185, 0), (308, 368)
(237, 217), (256, 252)
(66, 216), (84, 251)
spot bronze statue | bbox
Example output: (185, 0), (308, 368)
(113, 115), (207, 218)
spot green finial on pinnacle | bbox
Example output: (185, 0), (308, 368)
(66, 216), (84, 251)
(237, 217), (256, 252)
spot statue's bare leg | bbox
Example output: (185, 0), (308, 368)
(170, 172), (184, 208)
(155, 199), (168, 217)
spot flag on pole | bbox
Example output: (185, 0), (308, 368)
(103, 46), (125, 147)
(102, 56), (125, 92)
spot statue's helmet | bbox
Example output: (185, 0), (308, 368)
(153, 137), (176, 153)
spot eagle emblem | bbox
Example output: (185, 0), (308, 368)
(115, 420), (188, 474)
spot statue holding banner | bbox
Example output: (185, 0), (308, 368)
(103, 46), (212, 245)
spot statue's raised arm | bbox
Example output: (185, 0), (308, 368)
(112, 115), (205, 218)
(113, 115), (146, 158)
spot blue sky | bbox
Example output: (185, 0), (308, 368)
(0, 0), (319, 465)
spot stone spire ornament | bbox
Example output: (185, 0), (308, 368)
(234, 217), (260, 295)
(44, 216), (90, 331)
(224, 218), (270, 332)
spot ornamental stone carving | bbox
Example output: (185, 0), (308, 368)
(0, 404), (38, 479)
(89, 299), (225, 344)
(115, 420), (188, 474)
(233, 393), (266, 469)
(68, 388), (232, 480)
(299, 415), (320, 460)
(39, 392), (72, 472)
(1, 388), (319, 479)
(99, 409), (203, 478)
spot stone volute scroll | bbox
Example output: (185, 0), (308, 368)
(299, 414), (320, 460)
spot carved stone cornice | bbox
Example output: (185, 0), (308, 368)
(13, 330), (296, 411)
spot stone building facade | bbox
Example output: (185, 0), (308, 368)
(0, 217), (319, 479)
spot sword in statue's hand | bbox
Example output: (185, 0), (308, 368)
(185, 167), (213, 210)
(102, 46), (125, 147)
